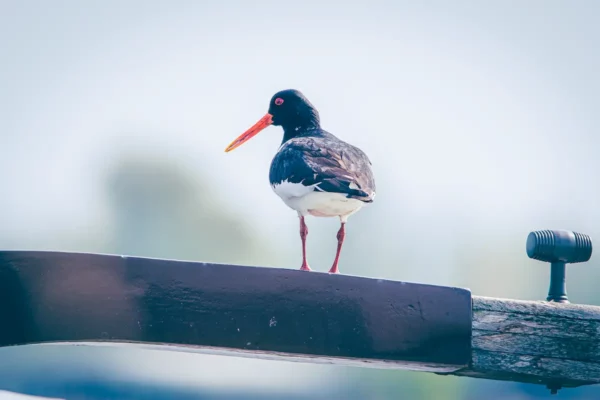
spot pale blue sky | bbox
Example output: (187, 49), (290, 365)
(2, 0), (599, 286)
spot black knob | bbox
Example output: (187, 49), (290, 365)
(526, 230), (593, 303)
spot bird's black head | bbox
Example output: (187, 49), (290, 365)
(225, 89), (321, 152)
(267, 89), (320, 131)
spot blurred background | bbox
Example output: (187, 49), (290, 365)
(1, 0), (599, 398)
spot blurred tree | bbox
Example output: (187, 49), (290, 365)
(103, 153), (279, 266)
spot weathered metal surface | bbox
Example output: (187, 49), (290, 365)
(0, 251), (472, 372)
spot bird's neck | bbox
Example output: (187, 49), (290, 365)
(281, 116), (321, 143)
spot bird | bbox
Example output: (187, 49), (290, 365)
(224, 89), (376, 274)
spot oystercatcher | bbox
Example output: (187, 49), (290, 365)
(225, 89), (376, 274)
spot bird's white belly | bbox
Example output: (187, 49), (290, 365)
(271, 180), (364, 221)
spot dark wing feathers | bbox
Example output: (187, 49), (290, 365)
(269, 136), (376, 202)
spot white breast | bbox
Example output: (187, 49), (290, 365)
(271, 180), (365, 222)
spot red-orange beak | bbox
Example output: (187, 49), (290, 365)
(225, 113), (273, 152)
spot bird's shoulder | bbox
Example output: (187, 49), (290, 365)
(269, 133), (376, 202)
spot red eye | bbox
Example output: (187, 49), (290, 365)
(275, 98), (284, 106)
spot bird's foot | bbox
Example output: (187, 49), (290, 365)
(300, 264), (311, 271)
(328, 223), (345, 274)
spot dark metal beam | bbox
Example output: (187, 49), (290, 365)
(0, 251), (472, 372)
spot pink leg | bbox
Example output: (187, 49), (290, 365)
(299, 216), (311, 271)
(329, 222), (346, 274)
